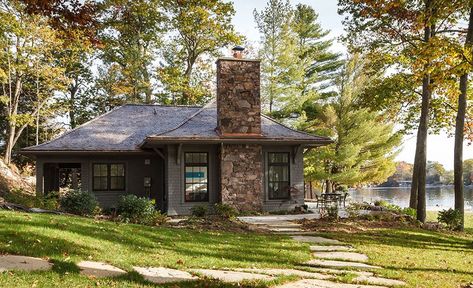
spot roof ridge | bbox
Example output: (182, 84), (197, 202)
(261, 114), (332, 141)
(23, 105), (125, 150)
(123, 103), (203, 108)
(151, 100), (215, 137)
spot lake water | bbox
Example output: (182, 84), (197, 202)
(350, 186), (473, 211)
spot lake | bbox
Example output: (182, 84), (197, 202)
(350, 186), (473, 211)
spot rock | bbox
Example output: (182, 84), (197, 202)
(314, 252), (369, 262)
(237, 100), (251, 109)
(310, 245), (355, 252)
(354, 275), (406, 286)
(77, 261), (126, 278)
(422, 221), (444, 231)
(0, 255), (52, 272)
(0, 159), (33, 194)
(191, 269), (274, 282)
(305, 267), (374, 277)
(133, 266), (197, 284)
(305, 259), (381, 269)
(275, 279), (387, 288)
(291, 236), (343, 245)
(233, 268), (333, 280)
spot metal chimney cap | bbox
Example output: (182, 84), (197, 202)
(232, 45), (245, 52)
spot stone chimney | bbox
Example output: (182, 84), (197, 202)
(217, 47), (264, 212)
(216, 47), (261, 136)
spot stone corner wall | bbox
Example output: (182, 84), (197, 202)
(216, 59), (261, 135)
(219, 144), (263, 211)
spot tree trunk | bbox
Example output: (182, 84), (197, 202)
(410, 152), (419, 208)
(4, 124), (16, 165)
(416, 74), (430, 223)
(325, 180), (332, 193)
(414, 0), (433, 223)
(454, 7), (473, 231)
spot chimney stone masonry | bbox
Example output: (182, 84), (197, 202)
(216, 58), (261, 136)
(216, 55), (264, 212)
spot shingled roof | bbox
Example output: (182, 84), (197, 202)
(22, 102), (331, 153)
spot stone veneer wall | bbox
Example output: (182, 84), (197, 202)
(220, 144), (263, 211)
(216, 58), (261, 135)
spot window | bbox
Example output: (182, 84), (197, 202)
(93, 163), (125, 191)
(268, 152), (290, 200)
(184, 152), (209, 202)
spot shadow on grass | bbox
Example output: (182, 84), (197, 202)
(0, 211), (307, 268)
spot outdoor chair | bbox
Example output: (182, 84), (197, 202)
(338, 193), (348, 207)
(315, 194), (325, 208)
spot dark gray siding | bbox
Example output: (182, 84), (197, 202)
(35, 154), (165, 209)
(166, 144), (219, 216)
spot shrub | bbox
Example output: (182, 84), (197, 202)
(438, 208), (462, 230)
(214, 203), (237, 219)
(3, 188), (59, 210)
(117, 195), (155, 224)
(190, 205), (208, 217)
(60, 190), (99, 216)
(401, 207), (417, 218)
(320, 204), (339, 221)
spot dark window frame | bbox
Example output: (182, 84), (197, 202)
(184, 152), (209, 202)
(267, 152), (291, 200)
(92, 163), (126, 191)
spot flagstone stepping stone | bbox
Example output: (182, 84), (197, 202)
(191, 269), (274, 282)
(292, 236), (343, 244)
(314, 252), (369, 262)
(0, 255), (52, 272)
(133, 266), (197, 284)
(275, 279), (387, 288)
(77, 261), (126, 278)
(270, 227), (304, 232)
(233, 268), (333, 280)
(306, 259), (381, 269)
(354, 275), (406, 287)
(310, 245), (354, 252)
(303, 267), (374, 277)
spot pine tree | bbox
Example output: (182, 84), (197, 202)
(304, 56), (401, 191)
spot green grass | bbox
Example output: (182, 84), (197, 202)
(0, 210), (309, 287)
(317, 211), (473, 288)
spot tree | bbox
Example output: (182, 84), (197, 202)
(270, 3), (343, 122)
(98, 0), (165, 104)
(454, 5), (473, 231)
(158, 0), (241, 105)
(338, 0), (465, 222)
(254, 0), (301, 113)
(0, 0), (67, 164)
(304, 56), (401, 191)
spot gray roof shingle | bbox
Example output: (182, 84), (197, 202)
(23, 102), (330, 152)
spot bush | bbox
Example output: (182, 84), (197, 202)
(117, 195), (155, 224)
(190, 205), (208, 217)
(438, 208), (462, 230)
(3, 188), (59, 210)
(401, 207), (417, 218)
(60, 190), (99, 216)
(320, 205), (339, 221)
(214, 203), (237, 219)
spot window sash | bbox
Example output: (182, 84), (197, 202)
(92, 163), (125, 191)
(268, 153), (290, 200)
(184, 153), (209, 202)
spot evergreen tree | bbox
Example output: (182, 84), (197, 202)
(254, 0), (300, 113)
(304, 56), (401, 191)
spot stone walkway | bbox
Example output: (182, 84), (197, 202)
(239, 215), (406, 287)
(0, 214), (406, 287)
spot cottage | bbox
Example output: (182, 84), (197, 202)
(22, 49), (331, 215)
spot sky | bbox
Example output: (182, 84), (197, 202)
(231, 0), (473, 170)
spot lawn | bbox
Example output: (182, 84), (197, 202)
(0, 210), (309, 287)
(316, 211), (473, 288)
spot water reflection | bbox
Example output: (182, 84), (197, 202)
(350, 186), (473, 211)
